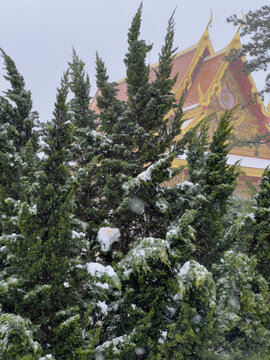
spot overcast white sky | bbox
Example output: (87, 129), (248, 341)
(0, 0), (268, 122)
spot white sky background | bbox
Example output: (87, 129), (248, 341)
(0, 0), (268, 122)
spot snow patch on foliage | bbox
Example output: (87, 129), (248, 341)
(96, 334), (131, 353)
(86, 262), (116, 278)
(71, 230), (85, 239)
(118, 237), (170, 280)
(138, 167), (152, 181)
(97, 301), (108, 315)
(98, 227), (120, 252)
(156, 200), (168, 213)
(176, 260), (212, 301)
(129, 197), (145, 214)
(179, 261), (191, 276)
(97, 300), (108, 316)
(158, 330), (168, 344)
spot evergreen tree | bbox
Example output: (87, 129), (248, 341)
(0, 49), (40, 234)
(0, 73), (108, 358)
(90, 4), (185, 257)
(68, 49), (101, 232)
(213, 250), (270, 359)
(0, 48), (39, 152)
(68, 48), (97, 166)
(227, 167), (270, 280)
(248, 167), (270, 279)
(170, 111), (239, 268)
(94, 6), (217, 359)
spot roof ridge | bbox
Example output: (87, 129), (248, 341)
(202, 47), (227, 61)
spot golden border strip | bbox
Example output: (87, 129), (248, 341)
(171, 158), (263, 178)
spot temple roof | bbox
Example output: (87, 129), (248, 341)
(90, 19), (270, 133)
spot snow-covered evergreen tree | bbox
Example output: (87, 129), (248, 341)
(0, 49), (39, 152)
(93, 6), (218, 359)
(0, 73), (114, 358)
(213, 250), (270, 359)
(247, 168), (270, 280)
(89, 5), (185, 258)
(68, 48), (97, 166)
(169, 111), (239, 268)
(0, 49), (39, 225)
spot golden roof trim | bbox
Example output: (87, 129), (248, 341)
(171, 159), (264, 178)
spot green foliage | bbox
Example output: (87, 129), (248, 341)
(0, 313), (42, 359)
(0, 5), (270, 360)
(0, 48), (38, 150)
(213, 251), (270, 359)
(247, 168), (270, 279)
(172, 111), (239, 268)
(90, 6), (185, 257)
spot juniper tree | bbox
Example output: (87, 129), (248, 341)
(191, 111), (239, 267)
(167, 111), (239, 268)
(68, 48), (97, 165)
(0, 49), (39, 155)
(248, 167), (270, 279)
(93, 6), (220, 359)
(213, 250), (270, 359)
(0, 73), (108, 358)
(227, 167), (270, 279)
(90, 4), (185, 257)
(0, 50), (40, 274)
(96, 210), (220, 360)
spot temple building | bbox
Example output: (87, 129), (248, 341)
(91, 15), (270, 195)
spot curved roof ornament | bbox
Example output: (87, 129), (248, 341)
(198, 82), (207, 106)
(203, 9), (213, 39)
(230, 10), (245, 48)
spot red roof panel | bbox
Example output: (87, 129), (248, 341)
(184, 52), (225, 108)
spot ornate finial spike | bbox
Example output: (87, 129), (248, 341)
(237, 10), (245, 34)
(202, 9), (213, 40)
(229, 11), (245, 48)
(207, 9), (213, 30)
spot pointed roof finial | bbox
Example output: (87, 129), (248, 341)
(203, 9), (213, 39)
(230, 10), (245, 47)
(237, 10), (245, 35)
(207, 9), (213, 30)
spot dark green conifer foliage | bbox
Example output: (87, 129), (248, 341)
(98, 211), (218, 359)
(0, 50), (39, 238)
(247, 167), (270, 279)
(0, 74), (99, 358)
(0, 313), (43, 359)
(186, 110), (239, 267)
(68, 50), (101, 234)
(69, 49), (97, 165)
(213, 251), (270, 359)
(0, 49), (38, 152)
(92, 5), (184, 255)
(94, 6), (220, 360)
